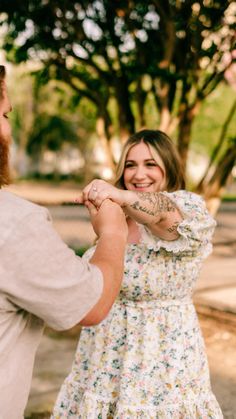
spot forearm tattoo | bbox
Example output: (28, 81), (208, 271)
(167, 221), (180, 234)
(130, 192), (176, 218)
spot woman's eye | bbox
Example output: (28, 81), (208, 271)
(125, 163), (135, 168)
(4, 114), (9, 119)
(146, 162), (157, 167)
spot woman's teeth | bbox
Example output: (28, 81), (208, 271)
(134, 183), (151, 188)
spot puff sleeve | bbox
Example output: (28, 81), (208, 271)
(138, 190), (216, 258)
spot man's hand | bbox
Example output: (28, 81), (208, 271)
(83, 179), (124, 208)
(85, 199), (128, 240)
(80, 199), (128, 326)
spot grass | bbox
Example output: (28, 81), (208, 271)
(74, 246), (90, 257)
(191, 83), (236, 155)
(25, 413), (51, 419)
(222, 195), (236, 202)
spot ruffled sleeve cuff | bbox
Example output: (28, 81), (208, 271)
(138, 190), (216, 257)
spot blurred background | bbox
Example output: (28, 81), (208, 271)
(0, 0), (235, 213)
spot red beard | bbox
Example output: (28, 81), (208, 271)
(0, 132), (11, 187)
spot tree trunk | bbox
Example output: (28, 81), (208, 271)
(136, 77), (146, 128)
(83, 114), (116, 184)
(203, 140), (236, 215)
(177, 109), (194, 173)
(115, 76), (135, 143)
(159, 105), (172, 133)
(196, 99), (236, 193)
(96, 116), (116, 177)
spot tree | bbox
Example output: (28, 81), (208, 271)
(196, 99), (236, 192)
(196, 98), (236, 214)
(1, 0), (235, 196)
(8, 70), (35, 175)
(8, 67), (97, 177)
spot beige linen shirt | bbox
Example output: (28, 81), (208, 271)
(0, 190), (103, 419)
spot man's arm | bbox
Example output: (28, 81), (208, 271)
(3, 200), (127, 330)
(79, 199), (128, 326)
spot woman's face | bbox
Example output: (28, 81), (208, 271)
(123, 142), (166, 193)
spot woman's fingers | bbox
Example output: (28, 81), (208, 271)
(78, 179), (122, 208)
(74, 192), (83, 204)
(92, 190), (110, 208)
(83, 181), (95, 202)
(82, 180), (108, 207)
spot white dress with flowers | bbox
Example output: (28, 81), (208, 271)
(52, 191), (223, 418)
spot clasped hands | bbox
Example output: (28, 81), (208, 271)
(76, 179), (124, 209)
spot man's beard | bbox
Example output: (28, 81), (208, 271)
(0, 133), (11, 187)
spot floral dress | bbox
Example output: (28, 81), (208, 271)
(52, 191), (223, 418)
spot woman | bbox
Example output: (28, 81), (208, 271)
(52, 130), (223, 418)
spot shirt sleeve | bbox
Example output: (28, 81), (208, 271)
(138, 190), (216, 257)
(82, 246), (96, 261)
(1, 209), (103, 330)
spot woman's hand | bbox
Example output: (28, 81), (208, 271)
(82, 179), (125, 208)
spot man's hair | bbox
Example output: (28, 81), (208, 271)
(0, 65), (11, 187)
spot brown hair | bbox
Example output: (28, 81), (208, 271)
(115, 129), (185, 192)
(0, 65), (11, 187)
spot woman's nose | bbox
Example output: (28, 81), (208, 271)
(133, 165), (146, 179)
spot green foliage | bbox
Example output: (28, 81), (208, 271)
(7, 67), (97, 166)
(1, 0), (233, 125)
(25, 413), (50, 419)
(74, 246), (90, 257)
(19, 172), (85, 183)
(222, 195), (236, 202)
(1, 0), (235, 194)
(27, 114), (77, 154)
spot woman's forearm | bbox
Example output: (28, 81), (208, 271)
(122, 190), (176, 223)
(121, 190), (183, 240)
(81, 180), (182, 238)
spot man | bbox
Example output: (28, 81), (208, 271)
(0, 65), (127, 419)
